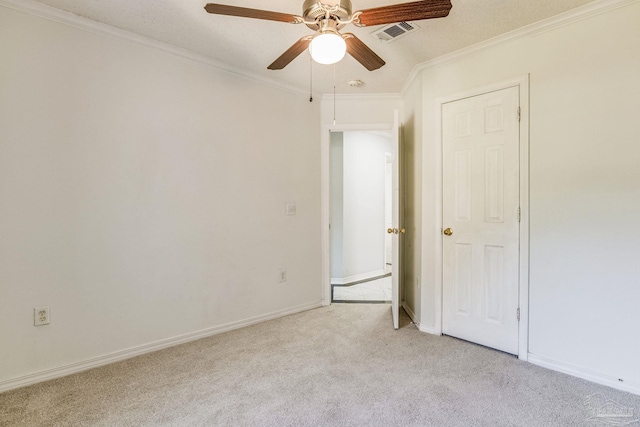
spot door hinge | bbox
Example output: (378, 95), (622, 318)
(517, 107), (521, 122)
(516, 207), (521, 222)
(517, 308), (520, 321)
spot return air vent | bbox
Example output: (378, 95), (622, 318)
(372, 21), (420, 43)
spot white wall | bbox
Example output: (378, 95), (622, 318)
(407, 0), (640, 393)
(320, 94), (403, 127)
(0, 5), (322, 389)
(330, 132), (344, 279)
(335, 131), (392, 282)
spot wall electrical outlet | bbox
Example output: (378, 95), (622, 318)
(278, 269), (287, 283)
(34, 306), (50, 326)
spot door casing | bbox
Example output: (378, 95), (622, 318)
(433, 75), (530, 360)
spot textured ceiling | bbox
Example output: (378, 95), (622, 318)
(29, 0), (596, 94)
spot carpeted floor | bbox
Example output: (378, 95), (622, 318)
(1, 304), (639, 426)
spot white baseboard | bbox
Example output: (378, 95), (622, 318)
(0, 301), (322, 394)
(402, 302), (416, 323)
(418, 324), (440, 335)
(331, 269), (386, 285)
(528, 353), (640, 396)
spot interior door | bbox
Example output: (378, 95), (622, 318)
(391, 109), (402, 330)
(442, 87), (520, 354)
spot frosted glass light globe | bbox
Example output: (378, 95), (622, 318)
(309, 33), (347, 65)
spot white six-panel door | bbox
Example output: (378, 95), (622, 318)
(442, 87), (520, 354)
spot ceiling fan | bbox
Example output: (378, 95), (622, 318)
(204, 0), (452, 71)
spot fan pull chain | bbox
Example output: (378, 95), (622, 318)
(333, 63), (336, 125)
(309, 55), (313, 103)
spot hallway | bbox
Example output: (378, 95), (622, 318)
(332, 275), (392, 303)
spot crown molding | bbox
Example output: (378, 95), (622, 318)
(401, 0), (640, 96)
(4, 0), (636, 100)
(0, 0), (308, 97)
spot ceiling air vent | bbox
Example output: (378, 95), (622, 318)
(372, 21), (420, 43)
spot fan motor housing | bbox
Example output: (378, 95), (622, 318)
(302, 0), (353, 30)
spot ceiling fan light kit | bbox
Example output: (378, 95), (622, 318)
(204, 0), (452, 70)
(309, 20), (347, 65)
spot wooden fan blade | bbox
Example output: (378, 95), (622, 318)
(204, 4), (302, 24)
(344, 34), (386, 71)
(357, 0), (452, 27)
(268, 37), (312, 70)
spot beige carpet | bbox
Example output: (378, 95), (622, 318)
(1, 304), (639, 426)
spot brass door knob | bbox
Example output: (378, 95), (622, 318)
(443, 228), (453, 236)
(388, 228), (405, 234)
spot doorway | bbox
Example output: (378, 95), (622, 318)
(329, 130), (393, 303)
(321, 112), (403, 329)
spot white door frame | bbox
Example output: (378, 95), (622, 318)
(321, 123), (393, 305)
(433, 75), (530, 360)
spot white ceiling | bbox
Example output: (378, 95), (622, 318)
(30, 0), (595, 94)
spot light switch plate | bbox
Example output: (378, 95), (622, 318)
(286, 202), (296, 216)
(278, 269), (287, 283)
